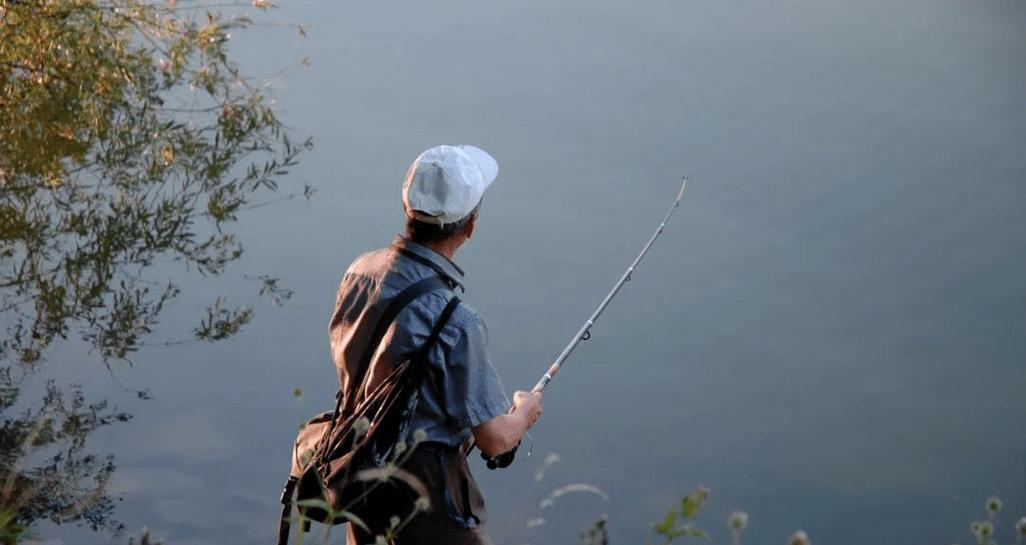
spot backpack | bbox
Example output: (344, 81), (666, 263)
(277, 273), (459, 545)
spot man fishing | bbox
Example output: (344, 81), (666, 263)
(328, 144), (544, 545)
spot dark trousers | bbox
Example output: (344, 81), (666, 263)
(346, 444), (492, 545)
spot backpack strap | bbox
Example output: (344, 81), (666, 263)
(391, 244), (463, 293)
(345, 275), (451, 411)
(419, 295), (461, 427)
(418, 294), (461, 361)
(321, 275), (452, 461)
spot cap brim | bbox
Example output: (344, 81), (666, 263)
(460, 145), (499, 188)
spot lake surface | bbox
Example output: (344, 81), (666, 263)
(40, 0), (1026, 543)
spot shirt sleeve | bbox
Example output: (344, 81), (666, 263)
(442, 305), (510, 430)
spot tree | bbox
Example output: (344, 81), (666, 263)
(0, 367), (128, 539)
(0, 0), (311, 365)
(1, 0), (310, 537)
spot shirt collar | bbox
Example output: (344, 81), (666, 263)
(392, 236), (466, 291)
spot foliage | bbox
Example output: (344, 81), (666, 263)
(287, 428), (433, 545)
(0, 0), (310, 540)
(509, 451), (611, 543)
(644, 488), (1026, 545)
(643, 485), (796, 545)
(653, 486), (713, 544)
(959, 495), (1026, 545)
(0, 367), (129, 536)
(0, 0), (312, 365)
(126, 527), (163, 545)
(578, 515), (608, 545)
(0, 507), (29, 545)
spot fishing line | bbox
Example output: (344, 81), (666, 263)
(531, 176), (689, 393)
(484, 176), (690, 469)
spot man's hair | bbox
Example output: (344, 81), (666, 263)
(405, 203), (480, 244)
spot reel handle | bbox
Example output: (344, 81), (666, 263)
(482, 441), (519, 469)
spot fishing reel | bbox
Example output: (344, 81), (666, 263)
(482, 442), (519, 469)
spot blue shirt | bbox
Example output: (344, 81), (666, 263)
(328, 236), (510, 447)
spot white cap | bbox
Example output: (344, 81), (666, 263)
(402, 145), (499, 225)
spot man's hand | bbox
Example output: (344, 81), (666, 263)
(512, 390), (543, 428)
(473, 390), (543, 458)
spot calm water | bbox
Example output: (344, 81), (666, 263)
(42, 0), (1026, 543)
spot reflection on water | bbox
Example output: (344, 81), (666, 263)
(0, 368), (126, 535)
(0, 0), (309, 538)
(4, 0), (1026, 544)
(0, 1), (310, 365)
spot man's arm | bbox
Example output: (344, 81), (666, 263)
(472, 390), (543, 458)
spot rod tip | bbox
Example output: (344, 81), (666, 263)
(676, 176), (688, 201)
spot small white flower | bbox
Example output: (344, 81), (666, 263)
(729, 511), (749, 531)
(1014, 516), (1026, 537)
(393, 441), (407, 456)
(986, 496), (1002, 514)
(389, 516), (401, 529)
(354, 417), (370, 437)
(412, 429), (428, 443)
(787, 530), (809, 545)
(972, 521), (993, 540)
(414, 496), (431, 512)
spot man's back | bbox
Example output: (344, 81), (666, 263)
(329, 237), (508, 450)
(315, 144), (542, 544)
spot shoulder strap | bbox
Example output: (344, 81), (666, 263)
(344, 275), (450, 412)
(417, 295), (461, 426)
(317, 274), (453, 467)
(391, 244), (461, 292)
(418, 295), (461, 361)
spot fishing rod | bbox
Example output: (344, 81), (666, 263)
(532, 175), (689, 393)
(484, 176), (689, 469)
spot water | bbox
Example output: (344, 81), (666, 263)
(35, 0), (1026, 543)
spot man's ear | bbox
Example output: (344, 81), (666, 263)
(464, 213), (478, 240)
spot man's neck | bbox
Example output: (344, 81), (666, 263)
(422, 237), (462, 261)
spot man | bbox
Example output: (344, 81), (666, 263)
(328, 144), (543, 545)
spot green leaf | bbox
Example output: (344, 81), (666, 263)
(682, 486), (710, 519)
(670, 524), (710, 541)
(655, 509), (678, 535)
